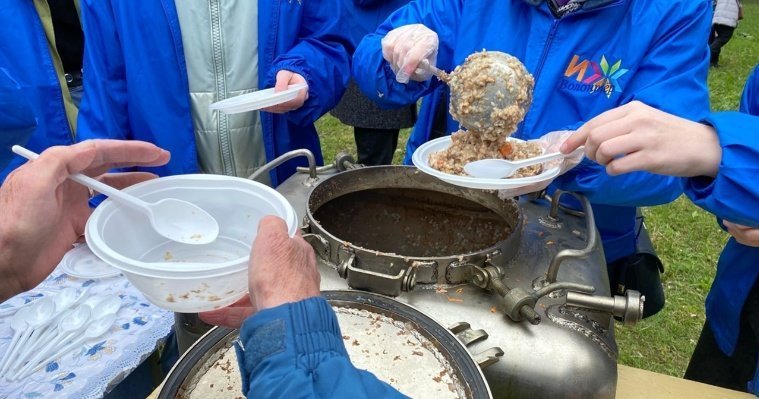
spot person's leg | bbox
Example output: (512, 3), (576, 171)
(354, 127), (401, 166)
(685, 280), (759, 391)
(709, 24), (717, 46)
(684, 319), (756, 390)
(710, 24), (736, 67)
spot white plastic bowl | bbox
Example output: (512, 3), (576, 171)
(85, 174), (298, 313)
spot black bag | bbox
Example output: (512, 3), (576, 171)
(606, 210), (666, 319)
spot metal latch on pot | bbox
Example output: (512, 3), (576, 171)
(336, 249), (416, 297)
(449, 322), (503, 369)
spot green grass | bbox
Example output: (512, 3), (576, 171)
(315, 2), (759, 378)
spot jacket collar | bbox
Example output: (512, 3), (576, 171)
(521, 0), (621, 11)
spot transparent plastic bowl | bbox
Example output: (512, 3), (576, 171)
(85, 175), (298, 312)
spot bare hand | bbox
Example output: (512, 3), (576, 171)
(199, 216), (319, 328)
(198, 296), (256, 328)
(262, 70), (308, 113)
(560, 101), (722, 177)
(0, 140), (170, 301)
(724, 221), (759, 247)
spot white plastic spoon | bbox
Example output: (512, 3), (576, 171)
(0, 307), (31, 374)
(12, 145), (219, 245)
(12, 296), (121, 379)
(464, 147), (584, 179)
(14, 288), (85, 363)
(89, 296), (121, 315)
(18, 314), (117, 379)
(0, 297), (55, 377)
(12, 305), (91, 380)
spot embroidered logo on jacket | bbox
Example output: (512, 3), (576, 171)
(561, 55), (629, 98)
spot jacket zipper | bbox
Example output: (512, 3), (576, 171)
(515, 0), (624, 137)
(210, 0), (236, 176)
(516, 19), (560, 137)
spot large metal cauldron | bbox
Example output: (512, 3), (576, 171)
(159, 291), (491, 399)
(263, 153), (645, 399)
(305, 166), (522, 296)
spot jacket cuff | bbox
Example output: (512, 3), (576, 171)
(685, 112), (745, 202)
(685, 112), (759, 226)
(236, 296), (348, 394)
(268, 60), (319, 126)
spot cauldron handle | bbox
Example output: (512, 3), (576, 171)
(248, 148), (318, 184)
(543, 191), (598, 284)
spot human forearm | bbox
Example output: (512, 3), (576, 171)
(238, 297), (407, 399)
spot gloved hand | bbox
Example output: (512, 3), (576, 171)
(497, 130), (584, 198)
(381, 24), (439, 84)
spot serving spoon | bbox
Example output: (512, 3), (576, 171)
(418, 51), (533, 134)
(12, 145), (219, 245)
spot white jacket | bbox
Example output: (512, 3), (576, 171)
(714, 0), (741, 27)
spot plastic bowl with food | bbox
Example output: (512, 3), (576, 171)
(85, 174), (298, 313)
(413, 135), (561, 190)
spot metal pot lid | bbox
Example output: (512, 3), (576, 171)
(159, 290), (492, 399)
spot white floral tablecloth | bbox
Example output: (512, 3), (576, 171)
(0, 260), (174, 399)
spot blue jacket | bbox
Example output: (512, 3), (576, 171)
(685, 65), (759, 356)
(0, 2), (76, 182)
(77, 0), (351, 185)
(353, 0), (711, 262)
(341, 0), (411, 49)
(237, 297), (408, 398)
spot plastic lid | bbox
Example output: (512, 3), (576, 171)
(209, 83), (308, 114)
(61, 243), (121, 279)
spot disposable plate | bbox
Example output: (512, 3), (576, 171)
(209, 83), (307, 114)
(412, 135), (561, 190)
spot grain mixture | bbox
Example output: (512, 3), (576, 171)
(429, 51), (538, 178)
(429, 130), (543, 177)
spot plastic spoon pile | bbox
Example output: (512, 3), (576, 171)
(12, 145), (219, 245)
(0, 289), (122, 381)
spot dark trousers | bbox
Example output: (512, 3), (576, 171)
(709, 24), (736, 66)
(684, 280), (759, 392)
(354, 126), (400, 166)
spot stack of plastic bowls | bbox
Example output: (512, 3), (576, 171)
(85, 175), (298, 313)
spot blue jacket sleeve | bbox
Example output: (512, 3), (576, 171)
(237, 297), (408, 399)
(740, 65), (759, 115)
(0, 68), (36, 173)
(554, 0), (712, 207)
(684, 112), (759, 228)
(76, 0), (129, 141)
(267, 0), (352, 127)
(351, 0), (463, 109)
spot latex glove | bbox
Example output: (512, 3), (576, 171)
(724, 221), (759, 247)
(262, 70), (309, 114)
(381, 24), (439, 83)
(0, 140), (170, 302)
(199, 216), (320, 328)
(497, 130), (584, 198)
(560, 101), (721, 177)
